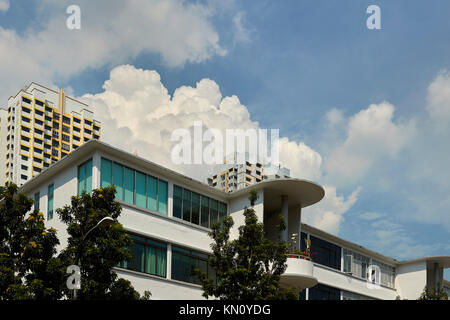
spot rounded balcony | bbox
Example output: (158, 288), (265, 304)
(280, 255), (318, 290)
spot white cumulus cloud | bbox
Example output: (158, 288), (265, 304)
(0, 0), (226, 102)
(80, 65), (323, 184)
(325, 102), (416, 185)
(302, 185), (360, 235)
(0, 0), (9, 12)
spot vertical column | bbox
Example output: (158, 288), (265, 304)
(433, 262), (439, 291)
(167, 181), (173, 218)
(166, 244), (172, 279)
(92, 151), (101, 189)
(281, 195), (288, 243)
(298, 205), (302, 251)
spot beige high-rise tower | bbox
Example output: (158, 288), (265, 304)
(0, 83), (101, 186)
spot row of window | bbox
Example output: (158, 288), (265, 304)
(301, 233), (395, 288)
(173, 185), (227, 228)
(299, 284), (376, 300)
(100, 158), (168, 214)
(118, 233), (216, 285)
(343, 248), (395, 288)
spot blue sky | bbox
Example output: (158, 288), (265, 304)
(1, 0), (449, 277)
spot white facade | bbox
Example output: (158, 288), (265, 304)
(19, 140), (449, 300)
(1, 83), (101, 187)
(0, 108), (7, 184)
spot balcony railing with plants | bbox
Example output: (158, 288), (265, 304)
(288, 234), (316, 262)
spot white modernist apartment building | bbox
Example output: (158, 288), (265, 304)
(18, 140), (450, 300)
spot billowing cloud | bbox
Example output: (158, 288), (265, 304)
(0, 0), (9, 12)
(232, 11), (253, 44)
(80, 65), (322, 183)
(426, 70), (450, 123)
(302, 185), (360, 235)
(0, 0), (226, 102)
(325, 102), (416, 185)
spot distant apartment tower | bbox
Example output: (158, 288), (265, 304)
(1, 83), (101, 186)
(207, 153), (291, 193)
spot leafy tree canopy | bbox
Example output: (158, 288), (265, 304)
(57, 185), (147, 300)
(198, 190), (298, 300)
(0, 183), (66, 300)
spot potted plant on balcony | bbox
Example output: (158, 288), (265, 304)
(288, 234), (313, 261)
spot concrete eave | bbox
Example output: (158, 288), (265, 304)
(398, 256), (450, 268)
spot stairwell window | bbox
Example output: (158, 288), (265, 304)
(47, 184), (54, 220)
(34, 192), (40, 211)
(77, 159), (92, 196)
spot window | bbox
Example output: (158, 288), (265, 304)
(310, 235), (341, 270)
(135, 172), (146, 208)
(100, 158), (112, 188)
(62, 133), (70, 142)
(77, 159), (92, 196)
(157, 180), (168, 214)
(124, 167), (134, 204)
(171, 246), (215, 285)
(209, 199), (218, 227)
(308, 284), (340, 300)
(200, 196), (209, 228)
(342, 290), (376, 300)
(371, 260), (395, 288)
(147, 176), (158, 211)
(100, 157), (168, 214)
(191, 193), (200, 225)
(173, 185), (226, 229)
(61, 143), (70, 151)
(113, 162), (124, 201)
(119, 234), (167, 278)
(34, 192), (40, 211)
(182, 189), (191, 222)
(62, 116), (71, 125)
(343, 248), (370, 279)
(47, 184), (54, 220)
(22, 97), (31, 104)
(173, 185), (182, 219)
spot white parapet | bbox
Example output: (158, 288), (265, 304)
(280, 256), (318, 290)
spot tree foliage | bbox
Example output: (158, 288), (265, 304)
(198, 190), (298, 300)
(0, 183), (66, 300)
(57, 185), (146, 300)
(418, 282), (448, 300)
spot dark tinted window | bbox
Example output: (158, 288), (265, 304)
(310, 235), (341, 270)
(308, 283), (340, 300)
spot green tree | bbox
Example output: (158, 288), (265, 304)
(57, 185), (148, 300)
(418, 282), (448, 300)
(198, 189), (298, 300)
(0, 183), (66, 300)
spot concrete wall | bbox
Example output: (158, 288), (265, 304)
(395, 261), (427, 299)
(228, 189), (264, 241)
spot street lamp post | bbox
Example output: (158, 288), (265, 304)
(71, 216), (115, 299)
